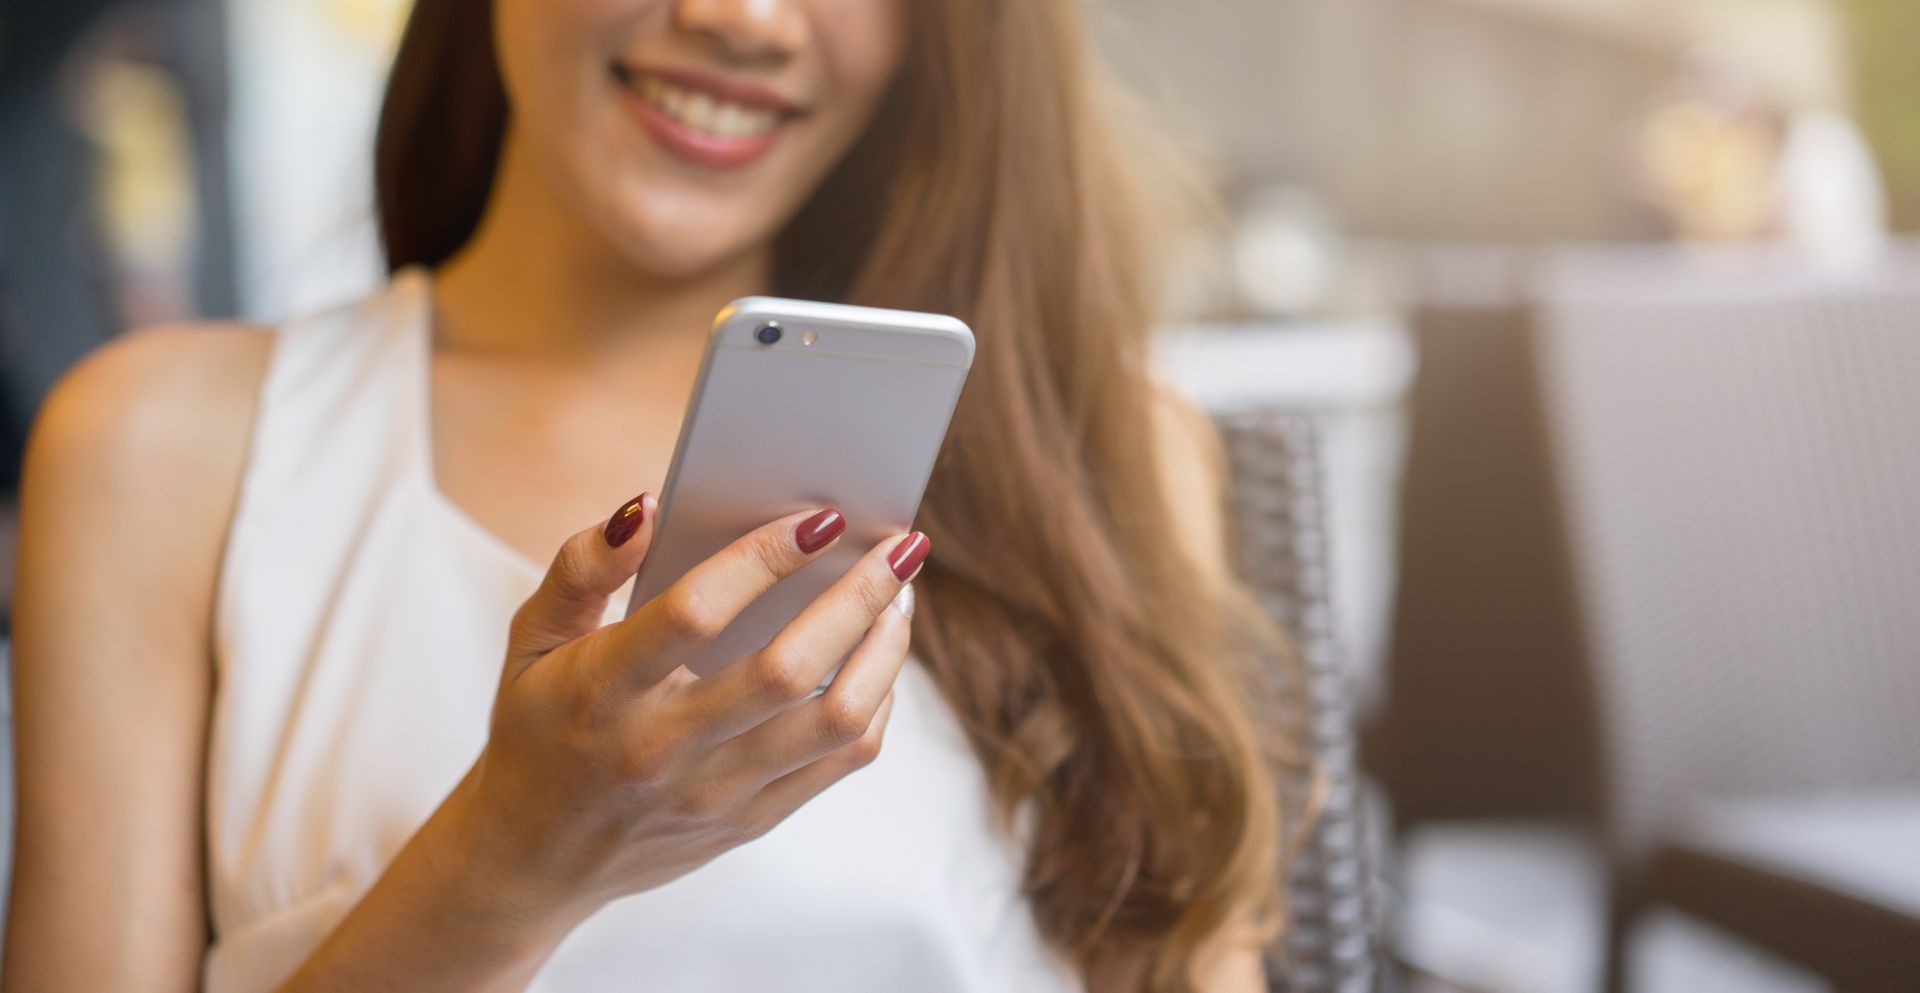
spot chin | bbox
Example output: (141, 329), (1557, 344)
(595, 184), (771, 283)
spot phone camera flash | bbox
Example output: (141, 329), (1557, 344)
(801, 330), (818, 346)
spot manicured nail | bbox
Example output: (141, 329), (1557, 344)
(604, 493), (648, 548)
(888, 532), (931, 582)
(890, 582), (917, 619)
(795, 508), (846, 554)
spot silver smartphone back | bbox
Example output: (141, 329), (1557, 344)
(623, 297), (974, 676)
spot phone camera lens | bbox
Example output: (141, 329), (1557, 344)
(755, 322), (783, 345)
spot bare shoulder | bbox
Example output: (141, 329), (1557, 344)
(31, 322), (274, 475)
(21, 322), (276, 624)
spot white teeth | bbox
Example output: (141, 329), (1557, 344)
(627, 75), (781, 140)
(685, 91), (717, 129)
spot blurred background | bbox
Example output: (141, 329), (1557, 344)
(2, 1), (1917, 991)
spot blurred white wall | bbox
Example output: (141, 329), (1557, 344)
(1459, 0), (1850, 108)
(224, 0), (404, 321)
(222, 0), (1857, 314)
(1091, 0), (1850, 242)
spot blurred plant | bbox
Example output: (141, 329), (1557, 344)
(326, 0), (412, 50)
(73, 57), (198, 326)
(1842, 0), (1920, 231)
(1632, 51), (1788, 243)
(1629, 43), (1889, 267)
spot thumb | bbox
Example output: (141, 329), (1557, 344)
(504, 491), (657, 679)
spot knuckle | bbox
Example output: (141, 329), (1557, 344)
(745, 528), (799, 580)
(657, 587), (723, 641)
(753, 650), (818, 705)
(845, 570), (896, 612)
(843, 725), (885, 768)
(548, 536), (600, 596)
(817, 691), (871, 747)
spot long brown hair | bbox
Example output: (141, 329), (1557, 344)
(377, 2), (1294, 987)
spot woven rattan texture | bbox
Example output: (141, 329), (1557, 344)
(1217, 410), (1383, 993)
(1534, 263), (1920, 847)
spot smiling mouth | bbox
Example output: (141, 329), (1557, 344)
(611, 64), (799, 143)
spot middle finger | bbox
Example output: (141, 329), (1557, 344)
(689, 531), (929, 743)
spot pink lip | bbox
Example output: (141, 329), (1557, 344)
(614, 65), (801, 171)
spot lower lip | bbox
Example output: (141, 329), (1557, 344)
(620, 88), (785, 171)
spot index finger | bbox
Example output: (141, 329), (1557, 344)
(586, 506), (846, 688)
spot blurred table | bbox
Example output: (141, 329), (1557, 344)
(1156, 319), (1414, 709)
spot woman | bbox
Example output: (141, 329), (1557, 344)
(5, 1), (1294, 990)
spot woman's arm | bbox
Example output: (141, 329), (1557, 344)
(7, 324), (917, 993)
(3, 327), (566, 992)
(5, 326), (273, 992)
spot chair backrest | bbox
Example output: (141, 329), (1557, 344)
(1215, 408), (1384, 993)
(1531, 248), (1920, 847)
(1381, 254), (1602, 826)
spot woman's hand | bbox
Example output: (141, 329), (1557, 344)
(278, 496), (926, 992)
(453, 495), (926, 919)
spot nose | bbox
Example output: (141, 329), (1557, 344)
(672, 0), (805, 66)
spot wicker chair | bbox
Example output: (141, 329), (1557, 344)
(1215, 408), (1387, 993)
(1530, 249), (1920, 992)
(1383, 243), (1920, 992)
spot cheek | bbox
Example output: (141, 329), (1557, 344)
(494, 0), (631, 121)
(817, 0), (910, 125)
(495, 0), (676, 238)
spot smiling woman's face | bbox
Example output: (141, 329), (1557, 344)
(493, 0), (908, 279)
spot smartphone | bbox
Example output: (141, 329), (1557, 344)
(623, 297), (974, 677)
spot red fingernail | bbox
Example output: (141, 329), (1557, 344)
(888, 532), (931, 582)
(796, 508), (845, 554)
(604, 493), (648, 548)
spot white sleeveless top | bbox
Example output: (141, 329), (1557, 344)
(203, 270), (1081, 993)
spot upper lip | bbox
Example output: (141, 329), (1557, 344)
(613, 63), (806, 117)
